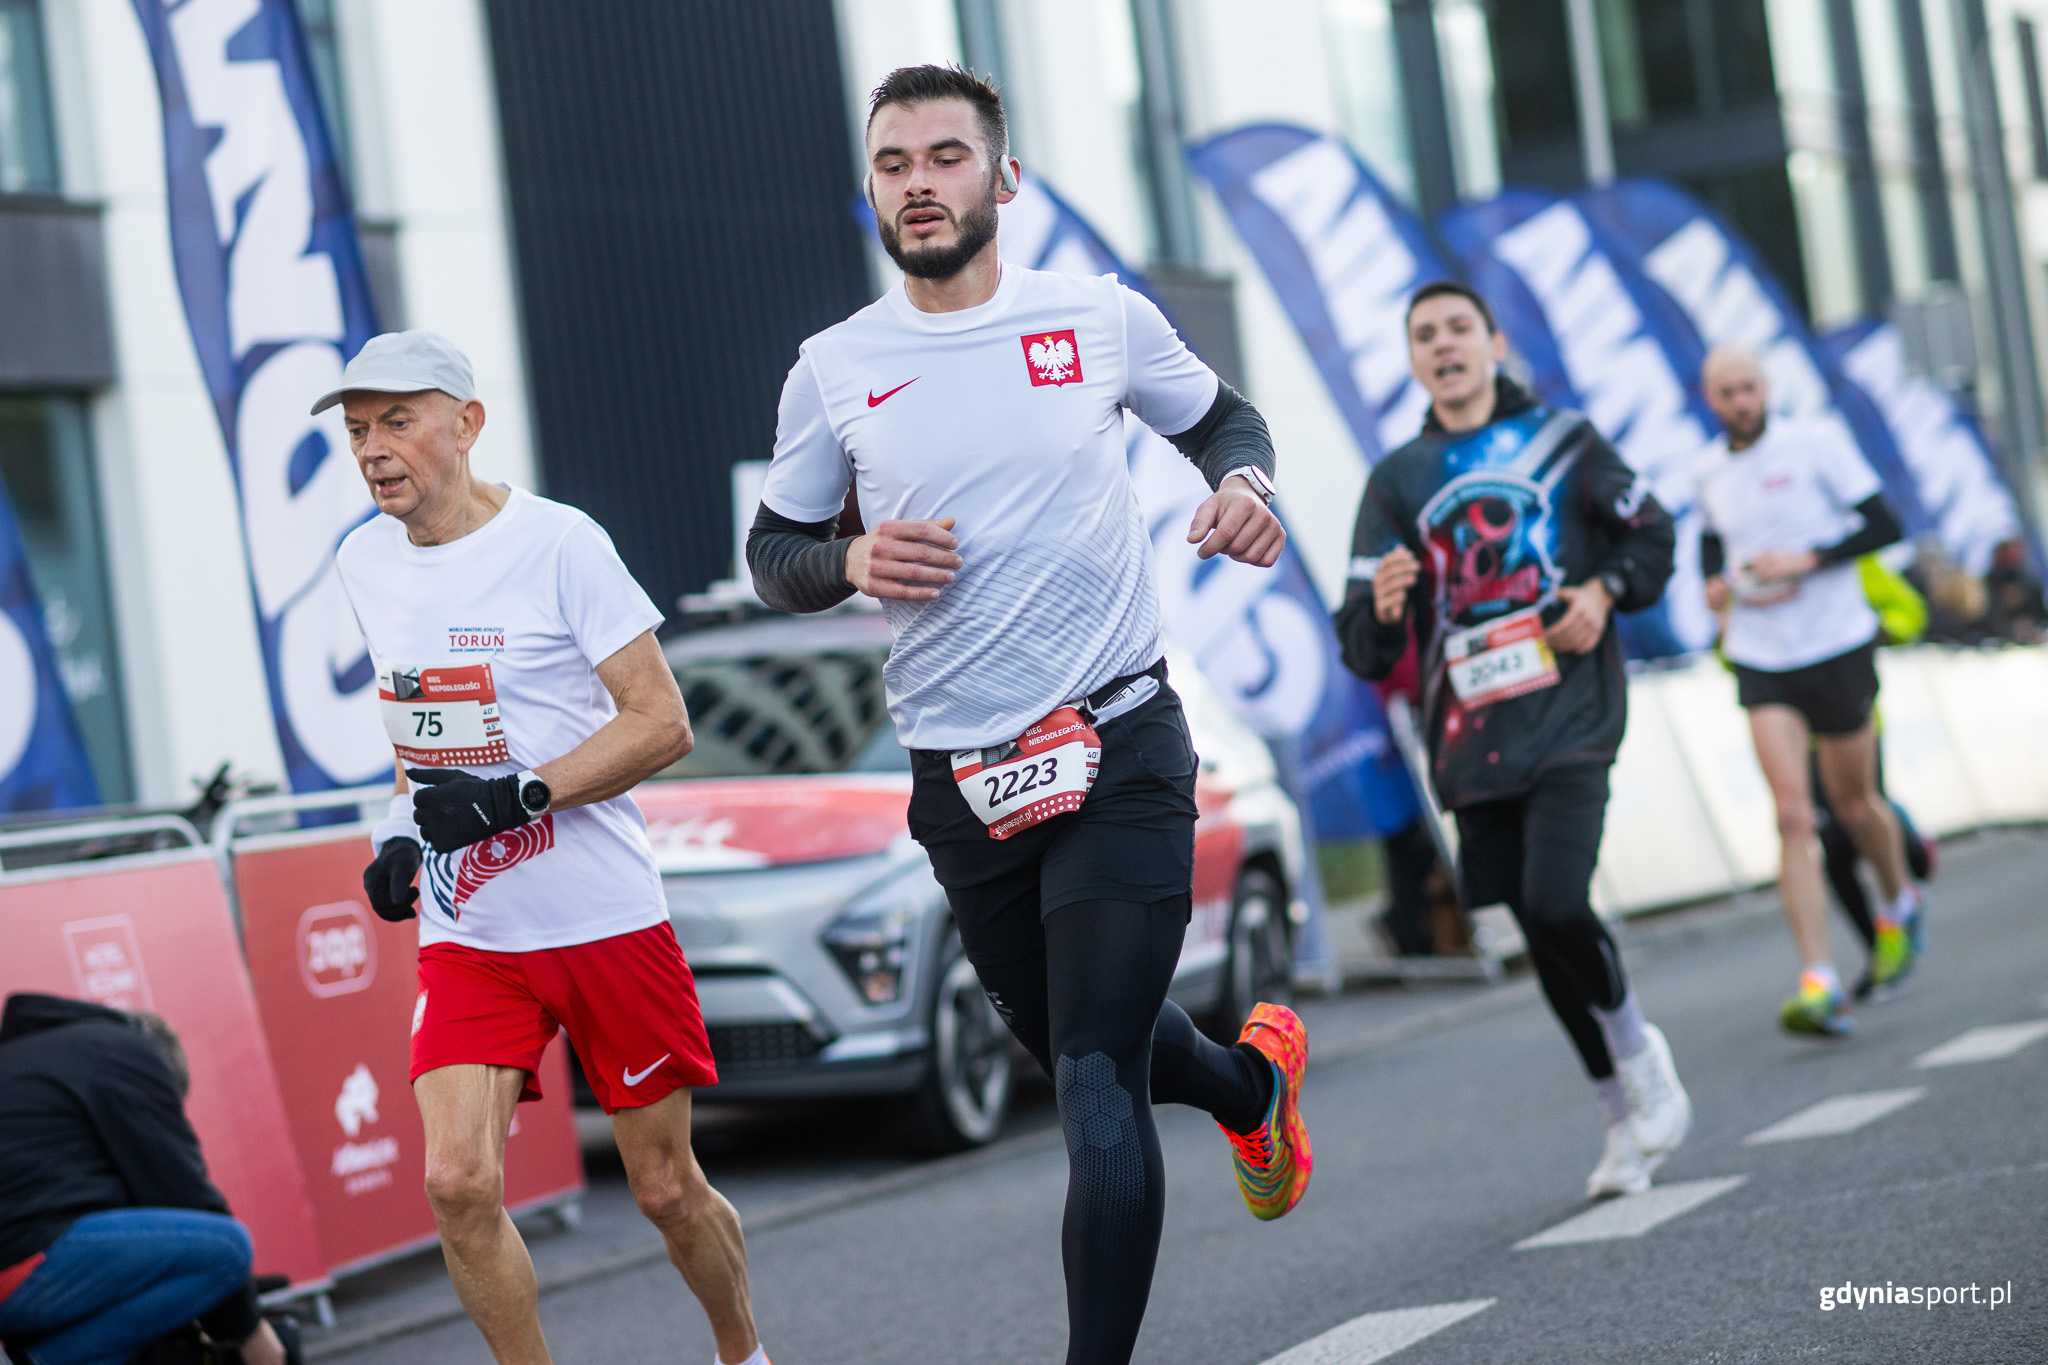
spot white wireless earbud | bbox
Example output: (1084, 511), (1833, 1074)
(998, 157), (1019, 194)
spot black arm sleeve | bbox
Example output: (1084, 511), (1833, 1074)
(1578, 429), (1677, 612)
(1815, 493), (1903, 566)
(1700, 531), (1726, 578)
(744, 503), (856, 614)
(1163, 382), (1277, 490)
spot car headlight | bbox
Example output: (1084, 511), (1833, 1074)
(820, 861), (937, 1006)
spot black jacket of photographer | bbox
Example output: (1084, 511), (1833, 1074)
(0, 993), (259, 1339)
(1333, 376), (1676, 809)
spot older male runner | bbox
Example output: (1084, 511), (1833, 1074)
(1694, 345), (1918, 1038)
(1335, 281), (1691, 1199)
(747, 65), (1303, 1365)
(322, 332), (766, 1365)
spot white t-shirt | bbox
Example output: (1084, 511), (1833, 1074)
(761, 265), (1218, 750)
(335, 488), (669, 952)
(1693, 416), (1885, 671)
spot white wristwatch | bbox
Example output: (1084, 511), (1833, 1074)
(1222, 465), (1277, 506)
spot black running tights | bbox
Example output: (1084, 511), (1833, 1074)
(1456, 763), (1628, 1080)
(966, 895), (1271, 1365)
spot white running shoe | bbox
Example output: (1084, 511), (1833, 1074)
(1617, 1022), (1691, 1158)
(1587, 1121), (1651, 1199)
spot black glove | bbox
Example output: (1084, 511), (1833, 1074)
(362, 837), (421, 922)
(407, 768), (527, 854)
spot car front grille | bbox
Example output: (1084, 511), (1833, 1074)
(708, 1022), (828, 1070)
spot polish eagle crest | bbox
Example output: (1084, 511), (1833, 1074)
(1021, 329), (1083, 386)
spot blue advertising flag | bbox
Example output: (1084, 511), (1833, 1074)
(1576, 181), (1932, 534)
(984, 176), (1416, 839)
(1186, 124), (1448, 465)
(1438, 190), (1718, 656)
(1823, 320), (2022, 575)
(127, 0), (386, 792)
(0, 479), (100, 812)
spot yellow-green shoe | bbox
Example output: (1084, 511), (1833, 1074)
(1780, 975), (1854, 1038)
(1869, 918), (1917, 991)
(1219, 1002), (1311, 1221)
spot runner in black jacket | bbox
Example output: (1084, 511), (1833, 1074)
(1334, 282), (1691, 1200)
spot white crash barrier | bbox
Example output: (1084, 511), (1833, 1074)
(1592, 670), (1739, 916)
(1593, 645), (2048, 918)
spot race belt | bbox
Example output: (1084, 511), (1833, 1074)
(948, 660), (1164, 840)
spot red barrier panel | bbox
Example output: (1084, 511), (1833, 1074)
(232, 831), (585, 1275)
(0, 852), (329, 1291)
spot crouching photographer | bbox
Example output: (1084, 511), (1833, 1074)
(0, 994), (298, 1365)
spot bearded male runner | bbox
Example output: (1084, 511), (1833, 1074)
(1334, 282), (1691, 1199)
(1695, 345), (1919, 1037)
(746, 65), (1305, 1365)
(323, 331), (767, 1365)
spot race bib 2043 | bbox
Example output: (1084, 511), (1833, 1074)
(378, 663), (509, 766)
(951, 707), (1101, 840)
(1443, 605), (1560, 708)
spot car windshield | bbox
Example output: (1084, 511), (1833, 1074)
(659, 629), (905, 778)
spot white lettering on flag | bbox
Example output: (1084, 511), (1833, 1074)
(1491, 202), (1707, 501)
(158, 0), (384, 784)
(1245, 138), (1431, 456)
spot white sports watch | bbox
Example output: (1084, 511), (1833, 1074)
(1222, 465), (1277, 507)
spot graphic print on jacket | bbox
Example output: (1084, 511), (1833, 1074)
(423, 815), (556, 922)
(1334, 378), (1677, 809)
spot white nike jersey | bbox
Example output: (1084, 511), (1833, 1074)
(761, 265), (1217, 750)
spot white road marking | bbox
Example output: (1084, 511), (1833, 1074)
(1914, 1020), (2048, 1068)
(1514, 1177), (1747, 1249)
(1743, 1088), (1927, 1145)
(1256, 1300), (1494, 1365)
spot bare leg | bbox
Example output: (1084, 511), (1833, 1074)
(1814, 723), (1909, 904)
(1749, 706), (1832, 970)
(612, 1088), (759, 1363)
(415, 1064), (550, 1365)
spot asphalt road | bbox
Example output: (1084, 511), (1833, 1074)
(309, 830), (2048, 1364)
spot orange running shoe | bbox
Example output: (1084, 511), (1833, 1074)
(1220, 1002), (1311, 1221)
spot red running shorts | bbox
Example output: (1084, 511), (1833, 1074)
(411, 920), (717, 1113)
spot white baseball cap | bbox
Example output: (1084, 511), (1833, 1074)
(309, 330), (477, 415)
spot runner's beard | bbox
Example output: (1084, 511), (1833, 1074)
(880, 184), (999, 280)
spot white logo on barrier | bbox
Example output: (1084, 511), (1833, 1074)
(1245, 136), (1432, 459)
(62, 916), (154, 1011)
(0, 611), (34, 783)
(334, 1062), (380, 1137)
(163, 0), (384, 786)
(297, 901), (377, 997)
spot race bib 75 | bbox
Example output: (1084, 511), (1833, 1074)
(378, 663), (510, 766)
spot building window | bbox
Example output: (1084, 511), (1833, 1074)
(292, 0), (352, 176)
(1324, 0), (1415, 202)
(2017, 19), (2048, 180)
(0, 395), (130, 801)
(0, 0), (58, 194)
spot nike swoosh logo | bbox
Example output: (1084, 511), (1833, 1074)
(622, 1054), (670, 1087)
(868, 378), (918, 407)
